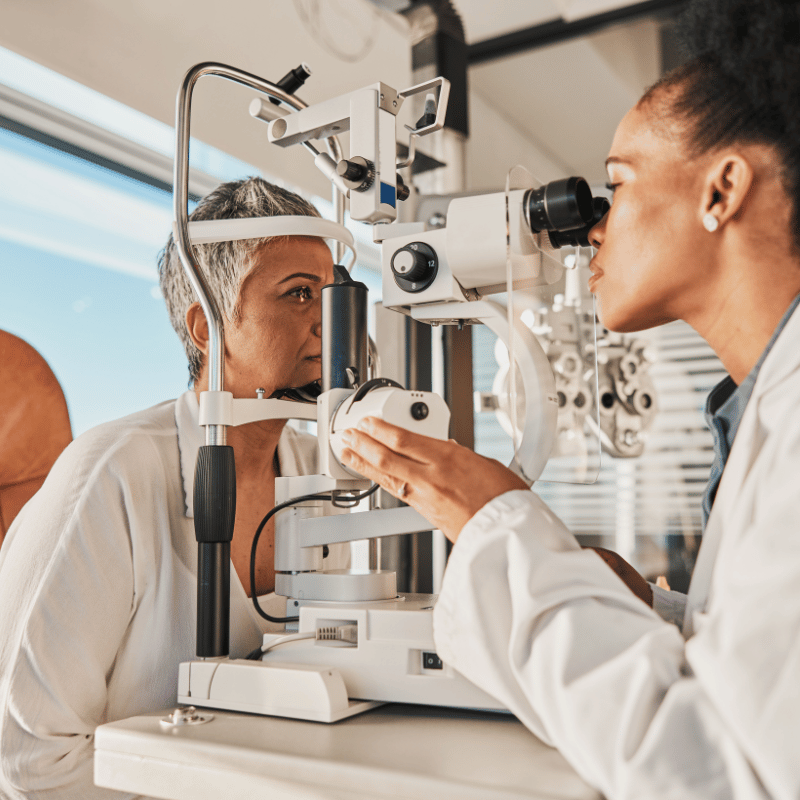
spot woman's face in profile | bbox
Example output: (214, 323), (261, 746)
(223, 236), (334, 398)
(589, 96), (716, 333)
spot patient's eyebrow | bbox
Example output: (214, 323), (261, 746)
(277, 272), (324, 284)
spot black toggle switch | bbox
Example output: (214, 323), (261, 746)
(422, 652), (443, 670)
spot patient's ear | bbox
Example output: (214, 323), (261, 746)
(186, 302), (209, 355)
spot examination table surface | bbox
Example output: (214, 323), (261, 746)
(95, 703), (601, 800)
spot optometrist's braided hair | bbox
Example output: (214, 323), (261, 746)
(640, 0), (800, 251)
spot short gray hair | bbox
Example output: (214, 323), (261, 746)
(158, 176), (321, 385)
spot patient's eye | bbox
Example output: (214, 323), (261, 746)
(288, 286), (313, 301)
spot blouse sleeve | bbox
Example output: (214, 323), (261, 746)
(0, 432), (150, 799)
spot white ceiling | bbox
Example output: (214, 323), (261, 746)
(454, 0), (665, 44)
(0, 0), (669, 193)
(456, 0), (562, 43)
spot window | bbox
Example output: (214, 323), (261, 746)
(0, 46), (381, 436)
(0, 125), (187, 434)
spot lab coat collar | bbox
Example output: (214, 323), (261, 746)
(684, 297), (800, 636)
(175, 390), (306, 518)
(747, 292), (800, 394)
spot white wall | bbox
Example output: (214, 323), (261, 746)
(466, 89), (568, 192)
(587, 19), (661, 99)
(0, 0), (412, 197)
(467, 19), (662, 184)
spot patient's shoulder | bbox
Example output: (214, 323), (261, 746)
(48, 399), (180, 496)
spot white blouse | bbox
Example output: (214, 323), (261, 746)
(0, 391), (346, 799)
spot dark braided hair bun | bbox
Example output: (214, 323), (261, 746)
(678, 0), (800, 141)
(642, 0), (800, 248)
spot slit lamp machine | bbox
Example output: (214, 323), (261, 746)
(165, 61), (617, 725)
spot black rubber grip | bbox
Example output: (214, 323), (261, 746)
(197, 541), (230, 658)
(193, 445), (236, 544)
(193, 445), (236, 658)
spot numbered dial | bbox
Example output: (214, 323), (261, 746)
(336, 156), (375, 192)
(390, 242), (438, 293)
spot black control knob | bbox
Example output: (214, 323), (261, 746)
(390, 242), (439, 293)
(337, 159), (366, 182)
(336, 157), (374, 191)
(410, 402), (429, 420)
(270, 63), (312, 105)
(396, 173), (410, 202)
(391, 248), (429, 282)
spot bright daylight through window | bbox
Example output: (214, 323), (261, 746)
(0, 46), (380, 436)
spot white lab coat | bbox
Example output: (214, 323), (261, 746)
(433, 303), (800, 800)
(0, 391), (347, 800)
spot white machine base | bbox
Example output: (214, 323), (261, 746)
(180, 594), (504, 723)
(178, 659), (382, 723)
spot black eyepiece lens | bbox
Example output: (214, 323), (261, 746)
(525, 176), (594, 234)
(547, 197), (611, 249)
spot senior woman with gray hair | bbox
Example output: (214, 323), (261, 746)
(0, 176), (347, 799)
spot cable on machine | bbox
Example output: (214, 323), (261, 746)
(249, 484), (380, 625)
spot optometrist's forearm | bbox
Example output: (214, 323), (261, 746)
(433, 489), (781, 800)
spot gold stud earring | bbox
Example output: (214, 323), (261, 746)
(703, 213), (719, 232)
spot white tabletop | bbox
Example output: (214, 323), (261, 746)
(95, 703), (601, 800)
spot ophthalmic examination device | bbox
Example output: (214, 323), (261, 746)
(159, 62), (613, 726)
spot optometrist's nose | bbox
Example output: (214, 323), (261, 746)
(589, 214), (606, 249)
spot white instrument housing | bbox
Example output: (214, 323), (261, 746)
(329, 387), (450, 478)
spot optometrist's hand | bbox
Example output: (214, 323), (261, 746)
(340, 416), (527, 543)
(588, 546), (653, 607)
